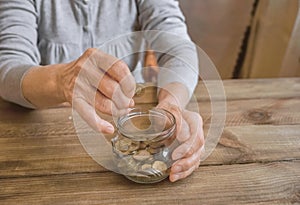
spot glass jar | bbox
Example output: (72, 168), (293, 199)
(111, 108), (176, 183)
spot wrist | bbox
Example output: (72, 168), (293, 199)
(52, 63), (68, 103)
(22, 64), (67, 108)
(157, 82), (190, 109)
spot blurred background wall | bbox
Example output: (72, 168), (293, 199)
(178, 0), (300, 79)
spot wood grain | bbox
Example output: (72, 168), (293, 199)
(0, 78), (299, 204)
(0, 121), (299, 177)
(204, 125), (300, 165)
(195, 78), (300, 101)
(197, 98), (300, 127)
(133, 78), (300, 103)
(0, 161), (299, 205)
(0, 78), (299, 178)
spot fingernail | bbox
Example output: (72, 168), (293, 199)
(105, 125), (114, 134)
(171, 174), (180, 182)
(129, 99), (135, 107)
(173, 165), (182, 173)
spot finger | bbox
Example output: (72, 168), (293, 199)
(169, 165), (197, 182)
(116, 67), (136, 99)
(95, 91), (132, 117)
(169, 163), (198, 183)
(73, 96), (115, 134)
(73, 71), (131, 119)
(77, 58), (134, 110)
(173, 125), (203, 160)
(172, 112), (204, 160)
(183, 110), (204, 134)
(95, 51), (136, 99)
(176, 118), (190, 142)
(171, 145), (202, 175)
(182, 111), (205, 156)
(94, 91), (114, 115)
(73, 78), (114, 115)
(105, 60), (136, 99)
(97, 74), (134, 109)
(172, 126), (202, 161)
(157, 103), (183, 137)
(82, 48), (136, 99)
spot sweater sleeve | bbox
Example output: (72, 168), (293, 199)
(136, 0), (199, 98)
(0, 0), (40, 108)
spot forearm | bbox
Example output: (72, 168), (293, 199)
(138, 0), (199, 99)
(22, 64), (66, 108)
(157, 82), (190, 109)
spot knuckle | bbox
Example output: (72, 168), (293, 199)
(85, 48), (98, 57)
(186, 147), (194, 156)
(113, 60), (130, 74)
(184, 159), (194, 169)
(75, 59), (85, 69)
(96, 98), (112, 114)
(100, 77), (117, 97)
(184, 139), (193, 149)
(114, 60), (127, 69)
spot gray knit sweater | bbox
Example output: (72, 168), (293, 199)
(0, 0), (198, 108)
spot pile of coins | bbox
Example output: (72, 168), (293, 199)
(112, 136), (173, 183)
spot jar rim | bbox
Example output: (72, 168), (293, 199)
(117, 108), (176, 141)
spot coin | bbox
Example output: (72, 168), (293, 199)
(152, 161), (168, 172)
(127, 157), (140, 171)
(141, 163), (152, 170)
(128, 141), (140, 152)
(133, 150), (151, 161)
(116, 138), (132, 152)
(147, 147), (159, 154)
(149, 141), (164, 149)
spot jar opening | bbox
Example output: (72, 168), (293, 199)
(117, 108), (176, 141)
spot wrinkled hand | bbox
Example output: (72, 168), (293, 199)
(59, 48), (136, 133)
(157, 103), (205, 182)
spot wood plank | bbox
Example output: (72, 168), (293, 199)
(0, 104), (73, 123)
(1, 97), (300, 127)
(0, 79), (299, 114)
(203, 125), (300, 165)
(198, 98), (300, 127)
(0, 78), (298, 205)
(195, 78), (300, 101)
(133, 78), (300, 103)
(0, 96), (299, 177)
(0, 161), (299, 204)
(0, 79), (299, 177)
(0, 123), (299, 177)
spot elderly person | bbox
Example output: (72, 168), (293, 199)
(0, 0), (204, 182)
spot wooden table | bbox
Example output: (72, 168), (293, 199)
(0, 78), (299, 204)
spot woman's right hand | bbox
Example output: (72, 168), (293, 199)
(23, 48), (136, 134)
(61, 48), (136, 134)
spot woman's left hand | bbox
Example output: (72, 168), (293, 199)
(157, 103), (205, 182)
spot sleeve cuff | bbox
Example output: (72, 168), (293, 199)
(0, 64), (36, 109)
